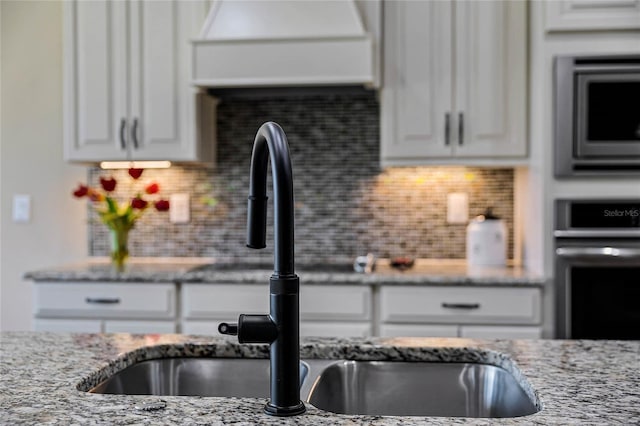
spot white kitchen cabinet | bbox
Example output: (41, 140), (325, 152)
(63, 0), (216, 163)
(379, 286), (542, 339)
(545, 0), (640, 32)
(381, 0), (526, 166)
(182, 284), (270, 322)
(459, 325), (542, 339)
(379, 324), (459, 338)
(182, 284), (372, 337)
(34, 318), (102, 333)
(33, 282), (177, 333)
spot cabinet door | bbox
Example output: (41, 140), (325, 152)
(182, 284), (270, 321)
(460, 325), (542, 339)
(454, 0), (526, 158)
(104, 320), (176, 334)
(300, 322), (371, 338)
(34, 318), (102, 333)
(379, 324), (459, 338)
(181, 320), (219, 335)
(300, 285), (371, 321)
(545, 0), (640, 31)
(381, 0), (453, 161)
(64, 0), (129, 161)
(128, 0), (209, 161)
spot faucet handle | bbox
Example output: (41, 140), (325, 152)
(218, 322), (238, 336)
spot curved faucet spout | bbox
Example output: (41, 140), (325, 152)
(222, 122), (305, 416)
(247, 121), (295, 276)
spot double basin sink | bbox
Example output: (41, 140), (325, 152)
(88, 356), (540, 418)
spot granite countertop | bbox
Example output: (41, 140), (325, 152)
(1, 332), (638, 425)
(24, 258), (546, 286)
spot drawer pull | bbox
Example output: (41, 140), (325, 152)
(85, 297), (121, 305)
(442, 302), (480, 310)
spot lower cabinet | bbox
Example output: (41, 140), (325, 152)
(32, 281), (541, 339)
(379, 286), (542, 339)
(32, 282), (177, 333)
(181, 283), (372, 338)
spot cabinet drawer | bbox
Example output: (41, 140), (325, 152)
(182, 284), (269, 320)
(301, 285), (371, 321)
(381, 286), (541, 325)
(33, 283), (176, 319)
(300, 321), (371, 338)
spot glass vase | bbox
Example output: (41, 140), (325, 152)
(109, 227), (129, 272)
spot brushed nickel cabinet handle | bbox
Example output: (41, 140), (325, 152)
(445, 112), (451, 146)
(442, 302), (480, 310)
(119, 118), (127, 150)
(85, 297), (121, 305)
(131, 118), (139, 149)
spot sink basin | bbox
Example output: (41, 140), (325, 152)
(90, 358), (308, 398)
(307, 361), (539, 418)
(87, 357), (539, 418)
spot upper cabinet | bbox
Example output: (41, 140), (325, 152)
(63, 0), (216, 163)
(545, 0), (640, 32)
(381, 0), (527, 166)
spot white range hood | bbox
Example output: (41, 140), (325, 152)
(191, 0), (378, 88)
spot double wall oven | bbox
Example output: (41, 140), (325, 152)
(555, 199), (640, 339)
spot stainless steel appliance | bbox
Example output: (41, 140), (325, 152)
(554, 54), (640, 177)
(555, 199), (640, 339)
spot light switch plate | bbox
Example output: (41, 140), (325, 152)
(169, 194), (190, 224)
(13, 194), (31, 223)
(447, 193), (468, 224)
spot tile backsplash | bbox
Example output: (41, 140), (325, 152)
(89, 92), (514, 262)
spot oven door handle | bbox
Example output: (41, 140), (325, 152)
(556, 247), (640, 259)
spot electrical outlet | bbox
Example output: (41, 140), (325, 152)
(13, 194), (31, 223)
(169, 194), (190, 224)
(447, 193), (468, 224)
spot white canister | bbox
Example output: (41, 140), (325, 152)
(466, 208), (508, 267)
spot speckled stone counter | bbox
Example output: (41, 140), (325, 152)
(25, 258), (546, 287)
(0, 333), (638, 425)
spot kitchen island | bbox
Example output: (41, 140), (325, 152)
(1, 332), (638, 425)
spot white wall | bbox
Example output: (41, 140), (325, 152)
(1, 0), (87, 331)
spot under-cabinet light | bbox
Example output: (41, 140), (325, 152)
(99, 161), (172, 170)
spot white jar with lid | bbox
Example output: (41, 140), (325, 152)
(466, 208), (507, 267)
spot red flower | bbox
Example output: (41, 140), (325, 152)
(73, 184), (89, 198)
(100, 177), (117, 192)
(154, 199), (170, 211)
(128, 168), (144, 179)
(131, 197), (148, 210)
(145, 183), (159, 194)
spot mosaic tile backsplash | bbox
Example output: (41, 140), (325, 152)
(89, 92), (514, 261)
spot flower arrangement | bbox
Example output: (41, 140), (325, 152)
(72, 168), (170, 271)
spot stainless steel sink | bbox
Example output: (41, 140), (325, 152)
(87, 358), (539, 418)
(90, 358), (309, 398)
(307, 361), (539, 418)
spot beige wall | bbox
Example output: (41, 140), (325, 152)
(1, 0), (87, 331)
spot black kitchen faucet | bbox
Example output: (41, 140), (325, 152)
(218, 122), (305, 416)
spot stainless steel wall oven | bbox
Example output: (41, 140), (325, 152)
(555, 199), (640, 339)
(554, 55), (640, 177)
